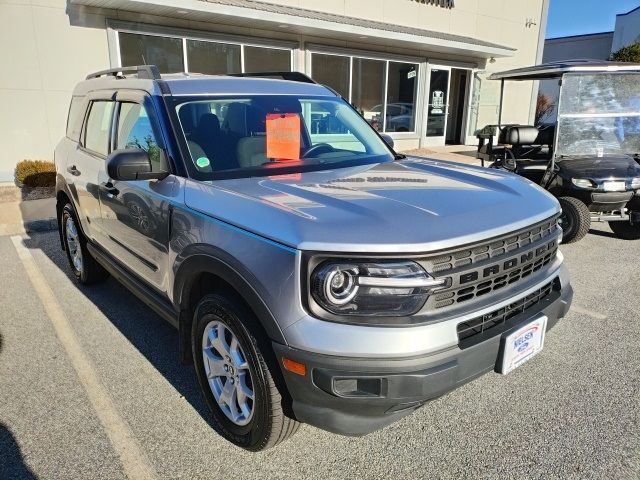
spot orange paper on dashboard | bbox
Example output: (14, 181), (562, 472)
(266, 113), (301, 160)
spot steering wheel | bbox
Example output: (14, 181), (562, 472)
(302, 143), (335, 159)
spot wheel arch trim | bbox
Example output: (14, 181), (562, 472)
(173, 249), (288, 351)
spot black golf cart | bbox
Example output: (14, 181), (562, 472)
(476, 60), (640, 243)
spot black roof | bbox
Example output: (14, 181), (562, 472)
(489, 60), (640, 81)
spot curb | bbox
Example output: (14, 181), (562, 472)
(0, 218), (57, 236)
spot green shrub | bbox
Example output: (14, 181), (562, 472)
(15, 160), (56, 188)
(611, 43), (640, 63)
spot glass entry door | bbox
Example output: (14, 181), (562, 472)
(425, 66), (450, 144)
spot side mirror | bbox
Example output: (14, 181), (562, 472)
(380, 133), (395, 149)
(106, 149), (168, 181)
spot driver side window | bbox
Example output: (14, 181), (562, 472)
(116, 102), (162, 171)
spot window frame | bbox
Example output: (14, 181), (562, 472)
(109, 21), (296, 75)
(118, 31), (186, 74)
(112, 90), (171, 175)
(80, 95), (117, 159)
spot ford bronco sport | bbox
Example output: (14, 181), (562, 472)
(55, 65), (573, 451)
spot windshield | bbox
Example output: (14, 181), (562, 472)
(174, 95), (394, 179)
(557, 73), (640, 159)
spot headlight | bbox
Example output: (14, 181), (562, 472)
(310, 260), (445, 317)
(571, 178), (596, 189)
(631, 177), (640, 189)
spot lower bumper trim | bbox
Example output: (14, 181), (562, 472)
(273, 284), (573, 436)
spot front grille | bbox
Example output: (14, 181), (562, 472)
(456, 278), (559, 346)
(431, 245), (557, 309)
(420, 215), (561, 313)
(427, 217), (559, 274)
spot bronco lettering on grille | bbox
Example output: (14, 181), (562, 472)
(459, 239), (557, 285)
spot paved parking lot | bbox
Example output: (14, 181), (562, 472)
(0, 225), (638, 479)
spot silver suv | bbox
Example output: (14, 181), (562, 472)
(55, 66), (573, 451)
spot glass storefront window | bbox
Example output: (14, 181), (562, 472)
(310, 52), (419, 134)
(351, 58), (386, 131)
(311, 53), (350, 99)
(118, 31), (293, 76)
(243, 46), (292, 73)
(186, 40), (241, 75)
(386, 62), (418, 133)
(119, 33), (184, 73)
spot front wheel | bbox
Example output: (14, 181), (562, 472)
(61, 203), (109, 284)
(192, 294), (300, 451)
(558, 196), (591, 244)
(609, 218), (640, 239)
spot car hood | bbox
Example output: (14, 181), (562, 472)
(558, 155), (640, 179)
(184, 157), (560, 253)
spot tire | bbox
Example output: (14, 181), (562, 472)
(61, 203), (109, 285)
(558, 196), (591, 244)
(192, 294), (300, 451)
(609, 218), (640, 240)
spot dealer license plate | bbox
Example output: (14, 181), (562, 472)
(602, 181), (626, 192)
(498, 316), (548, 375)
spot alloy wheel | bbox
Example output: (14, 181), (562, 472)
(65, 217), (83, 273)
(201, 320), (255, 426)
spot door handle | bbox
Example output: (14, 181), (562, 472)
(67, 165), (81, 176)
(99, 182), (119, 197)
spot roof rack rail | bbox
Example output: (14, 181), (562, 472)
(227, 71), (317, 84)
(86, 65), (161, 81)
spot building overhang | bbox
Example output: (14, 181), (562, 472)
(71, 0), (516, 59)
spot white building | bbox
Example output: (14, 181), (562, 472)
(0, 0), (551, 182)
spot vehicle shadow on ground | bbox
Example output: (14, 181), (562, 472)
(588, 228), (617, 239)
(0, 334), (39, 479)
(22, 234), (217, 431)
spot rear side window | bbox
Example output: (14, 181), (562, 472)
(66, 96), (86, 141)
(116, 102), (162, 170)
(84, 101), (115, 156)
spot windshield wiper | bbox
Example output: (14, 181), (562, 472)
(394, 153), (407, 160)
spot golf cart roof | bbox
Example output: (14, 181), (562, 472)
(489, 60), (640, 81)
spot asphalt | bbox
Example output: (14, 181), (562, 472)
(0, 225), (638, 479)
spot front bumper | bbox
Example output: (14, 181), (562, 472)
(273, 282), (573, 436)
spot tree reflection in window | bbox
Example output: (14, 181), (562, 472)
(117, 103), (161, 169)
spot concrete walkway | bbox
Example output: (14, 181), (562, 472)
(0, 197), (56, 236)
(401, 145), (481, 165)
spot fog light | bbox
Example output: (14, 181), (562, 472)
(333, 377), (382, 397)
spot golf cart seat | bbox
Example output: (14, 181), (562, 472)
(477, 124), (554, 168)
(498, 125), (539, 145)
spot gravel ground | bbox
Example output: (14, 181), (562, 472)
(0, 226), (638, 479)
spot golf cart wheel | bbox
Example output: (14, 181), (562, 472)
(558, 196), (591, 244)
(609, 218), (640, 240)
(192, 294), (300, 451)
